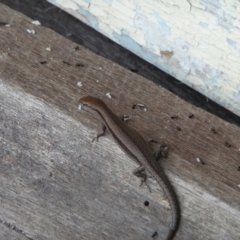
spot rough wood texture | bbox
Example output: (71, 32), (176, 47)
(0, 4), (240, 240)
(1, 0), (239, 128)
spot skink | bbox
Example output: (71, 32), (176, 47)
(79, 96), (180, 240)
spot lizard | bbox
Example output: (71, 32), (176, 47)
(78, 95), (180, 240)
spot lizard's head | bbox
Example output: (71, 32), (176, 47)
(79, 95), (106, 112)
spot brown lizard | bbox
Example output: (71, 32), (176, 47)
(79, 96), (180, 240)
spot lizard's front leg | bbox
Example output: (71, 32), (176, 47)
(133, 166), (151, 192)
(92, 125), (106, 142)
(154, 145), (168, 160)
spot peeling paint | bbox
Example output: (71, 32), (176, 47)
(151, 11), (171, 36)
(199, 22), (209, 29)
(226, 38), (237, 47)
(160, 50), (174, 59)
(113, 30), (158, 65)
(48, 0), (240, 117)
(77, 8), (99, 30)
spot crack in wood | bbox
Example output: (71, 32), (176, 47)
(0, 219), (35, 240)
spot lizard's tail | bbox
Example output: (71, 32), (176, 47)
(166, 228), (177, 240)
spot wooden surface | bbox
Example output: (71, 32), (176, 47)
(1, 0), (239, 128)
(0, 3), (240, 240)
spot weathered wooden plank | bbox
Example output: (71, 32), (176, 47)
(1, 0), (239, 127)
(0, 3), (240, 240)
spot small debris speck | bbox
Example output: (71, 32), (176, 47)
(152, 231), (158, 239)
(121, 115), (130, 121)
(225, 142), (231, 148)
(31, 20), (41, 25)
(171, 114), (178, 119)
(130, 69), (138, 73)
(75, 63), (84, 67)
(211, 127), (217, 134)
(188, 113), (194, 118)
(27, 29), (35, 34)
(0, 22), (9, 26)
(132, 103), (147, 111)
(46, 47), (51, 51)
(106, 93), (112, 99)
(78, 104), (82, 110)
(63, 61), (70, 65)
(144, 201), (149, 206)
(196, 157), (205, 165)
(77, 81), (82, 87)
(176, 126), (181, 131)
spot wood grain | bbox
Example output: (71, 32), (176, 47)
(0, 4), (240, 240)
